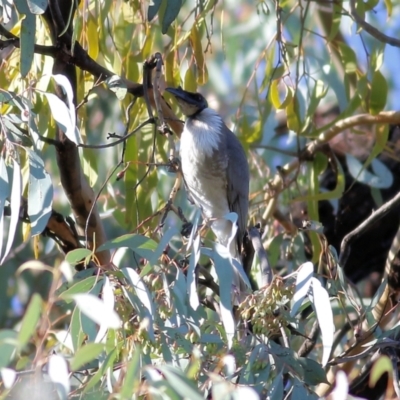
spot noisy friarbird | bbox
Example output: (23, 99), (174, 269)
(166, 87), (250, 294)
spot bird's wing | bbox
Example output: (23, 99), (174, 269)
(224, 125), (250, 251)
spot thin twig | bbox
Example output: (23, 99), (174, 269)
(339, 190), (400, 269)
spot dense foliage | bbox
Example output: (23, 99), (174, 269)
(1, 0), (400, 399)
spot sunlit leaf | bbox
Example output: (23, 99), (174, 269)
(285, 90), (300, 132)
(384, 0), (393, 17)
(44, 93), (80, 144)
(1, 368), (16, 389)
(71, 293), (121, 329)
(1, 159), (21, 265)
(370, 355), (393, 390)
(48, 355), (70, 400)
(191, 24), (208, 85)
(26, 149), (53, 236)
(27, 0), (47, 14)
(188, 234), (201, 310)
(87, 13), (99, 60)
(105, 75), (127, 100)
(270, 80), (293, 110)
(202, 246), (235, 348)
(310, 278), (334, 366)
(184, 66), (197, 92)
(291, 261), (313, 317)
(122, 267), (155, 316)
(95, 276), (115, 342)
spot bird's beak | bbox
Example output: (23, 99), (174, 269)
(165, 87), (195, 105)
(165, 87), (207, 117)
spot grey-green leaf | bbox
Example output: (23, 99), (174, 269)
(27, 149), (53, 236)
(27, 0), (48, 14)
(148, 0), (162, 21)
(161, 0), (182, 34)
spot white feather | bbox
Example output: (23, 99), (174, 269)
(181, 108), (223, 158)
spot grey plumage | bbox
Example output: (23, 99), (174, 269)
(166, 87), (250, 292)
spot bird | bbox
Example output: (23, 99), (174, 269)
(166, 86), (250, 294)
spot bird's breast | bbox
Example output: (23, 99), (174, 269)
(180, 117), (229, 220)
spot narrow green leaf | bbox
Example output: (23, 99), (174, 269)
(158, 365), (204, 400)
(70, 343), (105, 371)
(58, 276), (98, 299)
(70, 307), (85, 351)
(297, 357), (328, 385)
(14, 0), (35, 77)
(328, 2), (342, 41)
(293, 155), (345, 202)
(369, 70), (387, 115)
(65, 248), (92, 265)
(338, 43), (357, 74)
(384, 0), (393, 17)
(0, 331), (18, 369)
(120, 347), (142, 398)
(18, 293), (42, 349)
(98, 234), (157, 261)
(286, 92), (300, 132)
(370, 355), (393, 388)
(83, 348), (117, 393)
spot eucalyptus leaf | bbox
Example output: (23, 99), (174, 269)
(26, 149), (53, 236)
(1, 160), (21, 265)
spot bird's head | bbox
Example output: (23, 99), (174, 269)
(166, 87), (208, 118)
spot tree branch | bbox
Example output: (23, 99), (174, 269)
(339, 190), (400, 269)
(349, 0), (400, 48)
